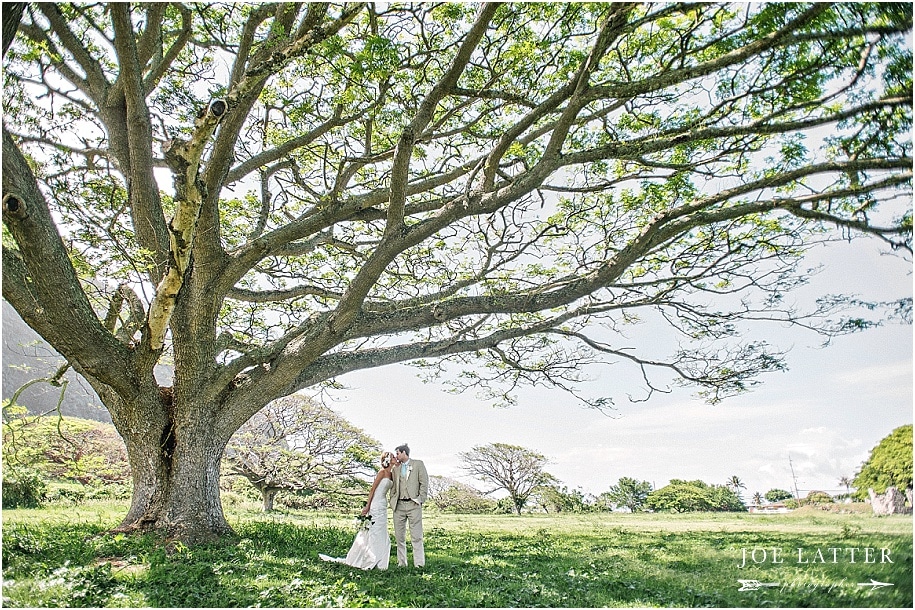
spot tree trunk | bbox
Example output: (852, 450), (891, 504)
(2, 2), (25, 58)
(262, 488), (279, 512)
(112, 390), (233, 543)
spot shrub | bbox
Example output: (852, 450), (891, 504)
(42, 480), (132, 504)
(220, 489), (260, 509)
(44, 481), (87, 505)
(802, 491), (834, 505)
(277, 489), (365, 511)
(220, 476), (262, 500)
(435, 488), (497, 513)
(494, 497), (516, 514)
(532, 484), (594, 513)
(278, 493), (319, 510)
(84, 481), (132, 501)
(2, 468), (47, 508)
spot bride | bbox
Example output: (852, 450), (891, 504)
(320, 451), (394, 570)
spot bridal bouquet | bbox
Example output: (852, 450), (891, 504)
(355, 514), (373, 531)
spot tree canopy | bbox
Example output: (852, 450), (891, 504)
(646, 479), (745, 512)
(764, 488), (795, 503)
(2, 2), (911, 541)
(853, 424), (914, 497)
(531, 482), (591, 513)
(600, 477), (653, 512)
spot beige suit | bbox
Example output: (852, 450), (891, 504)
(389, 458), (428, 567)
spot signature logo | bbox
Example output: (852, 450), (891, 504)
(857, 579), (894, 591)
(738, 578), (894, 592)
(738, 579), (779, 591)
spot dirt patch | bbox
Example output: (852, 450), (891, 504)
(95, 557), (148, 577)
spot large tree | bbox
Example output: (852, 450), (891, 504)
(2, 3), (911, 541)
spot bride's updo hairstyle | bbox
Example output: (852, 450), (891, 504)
(380, 451), (395, 468)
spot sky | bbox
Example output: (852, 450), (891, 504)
(323, 235), (912, 502)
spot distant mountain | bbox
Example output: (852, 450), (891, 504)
(3, 300), (173, 424)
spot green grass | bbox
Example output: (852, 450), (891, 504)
(2, 501), (912, 607)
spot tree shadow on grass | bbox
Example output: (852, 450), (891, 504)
(125, 521), (915, 608)
(3, 517), (911, 608)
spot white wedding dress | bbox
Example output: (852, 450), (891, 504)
(320, 478), (392, 570)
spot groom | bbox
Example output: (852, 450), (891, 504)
(390, 443), (428, 567)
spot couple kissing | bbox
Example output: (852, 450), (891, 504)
(319, 444), (429, 570)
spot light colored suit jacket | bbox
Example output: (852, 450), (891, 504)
(389, 458), (428, 510)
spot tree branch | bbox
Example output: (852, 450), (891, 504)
(2, 129), (134, 396)
(111, 3), (169, 283)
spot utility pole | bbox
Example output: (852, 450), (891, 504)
(788, 454), (800, 500)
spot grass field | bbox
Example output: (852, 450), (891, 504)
(2, 500), (912, 607)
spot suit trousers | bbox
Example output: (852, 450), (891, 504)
(393, 500), (424, 567)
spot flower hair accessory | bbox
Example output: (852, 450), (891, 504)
(381, 451), (394, 468)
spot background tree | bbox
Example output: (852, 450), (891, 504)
(647, 480), (711, 513)
(726, 476), (746, 501)
(837, 475), (854, 500)
(2, 3), (910, 542)
(751, 492), (764, 507)
(852, 424), (914, 499)
(427, 475), (497, 514)
(708, 484), (746, 512)
(765, 489), (795, 503)
(223, 395), (380, 512)
(803, 490), (834, 505)
(600, 477), (653, 512)
(646, 479), (745, 513)
(459, 442), (553, 514)
(530, 480), (592, 513)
